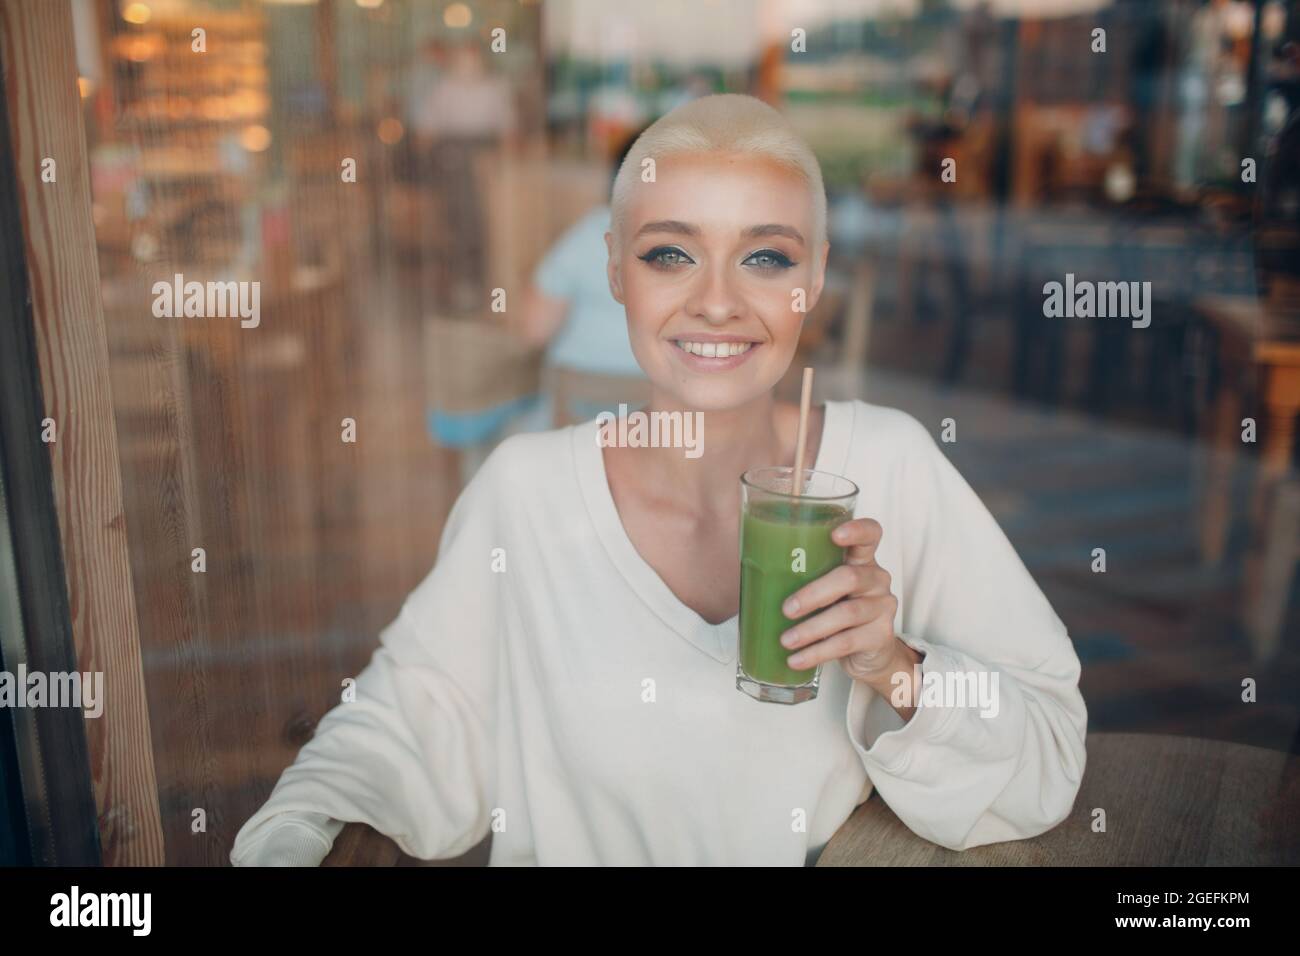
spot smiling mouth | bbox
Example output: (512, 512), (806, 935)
(672, 339), (757, 358)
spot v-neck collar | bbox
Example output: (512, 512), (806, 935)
(572, 400), (854, 664)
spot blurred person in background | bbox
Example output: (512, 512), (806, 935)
(507, 128), (650, 426)
(405, 36), (445, 146)
(410, 38), (519, 311)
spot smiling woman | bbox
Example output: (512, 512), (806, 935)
(232, 93), (1087, 867)
(608, 152), (828, 413)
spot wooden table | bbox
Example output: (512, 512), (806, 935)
(817, 733), (1299, 866)
(321, 733), (1296, 866)
(322, 826), (488, 867)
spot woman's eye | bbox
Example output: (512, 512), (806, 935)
(743, 249), (796, 270)
(638, 246), (693, 268)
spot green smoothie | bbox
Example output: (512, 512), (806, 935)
(739, 499), (851, 686)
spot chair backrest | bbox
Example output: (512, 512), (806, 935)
(425, 315), (542, 412)
(478, 149), (609, 307)
(550, 367), (651, 428)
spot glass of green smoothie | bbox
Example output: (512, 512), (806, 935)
(737, 467), (858, 704)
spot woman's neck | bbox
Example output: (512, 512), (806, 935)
(627, 389), (812, 518)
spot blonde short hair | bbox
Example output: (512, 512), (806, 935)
(609, 93), (827, 257)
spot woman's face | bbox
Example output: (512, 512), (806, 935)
(606, 151), (828, 412)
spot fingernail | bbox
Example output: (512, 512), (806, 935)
(783, 598), (799, 616)
(780, 631), (796, 648)
(787, 653), (804, 668)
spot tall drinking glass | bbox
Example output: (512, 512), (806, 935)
(737, 467), (858, 704)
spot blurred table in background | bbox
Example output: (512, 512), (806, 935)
(819, 732), (1299, 866)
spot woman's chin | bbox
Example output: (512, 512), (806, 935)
(649, 375), (779, 414)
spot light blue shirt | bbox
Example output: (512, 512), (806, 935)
(533, 205), (645, 377)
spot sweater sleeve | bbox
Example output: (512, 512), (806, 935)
(844, 412), (1088, 851)
(228, 811), (343, 867)
(230, 446), (504, 866)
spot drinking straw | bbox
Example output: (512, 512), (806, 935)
(791, 366), (813, 497)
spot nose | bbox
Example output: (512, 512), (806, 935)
(683, 260), (745, 326)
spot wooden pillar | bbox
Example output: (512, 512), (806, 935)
(0, 0), (164, 865)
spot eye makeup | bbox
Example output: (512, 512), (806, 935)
(742, 248), (797, 270)
(637, 245), (695, 269)
(636, 245), (798, 272)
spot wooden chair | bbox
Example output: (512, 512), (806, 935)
(549, 366), (651, 428)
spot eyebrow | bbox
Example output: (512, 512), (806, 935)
(742, 223), (805, 245)
(633, 220), (806, 245)
(634, 220), (700, 239)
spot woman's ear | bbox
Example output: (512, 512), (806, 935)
(605, 230), (625, 304)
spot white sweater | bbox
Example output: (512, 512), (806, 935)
(230, 400), (1087, 866)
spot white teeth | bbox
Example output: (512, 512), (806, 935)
(674, 340), (754, 358)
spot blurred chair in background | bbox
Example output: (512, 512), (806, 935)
(425, 129), (628, 481)
(508, 129), (650, 428)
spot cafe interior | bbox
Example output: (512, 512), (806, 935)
(6, 0), (1296, 864)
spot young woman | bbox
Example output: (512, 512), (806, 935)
(232, 94), (1086, 867)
